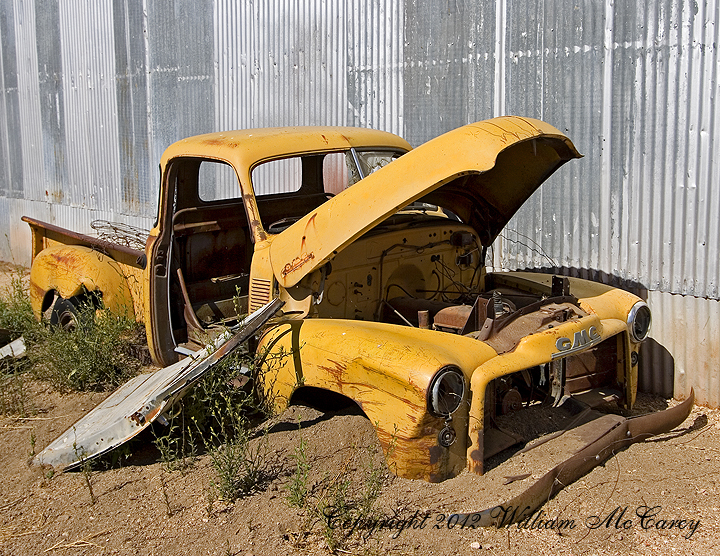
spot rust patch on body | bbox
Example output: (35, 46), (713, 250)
(243, 194), (268, 242)
(301, 214), (318, 252)
(30, 281), (46, 299)
(282, 252), (315, 277)
(318, 359), (347, 385)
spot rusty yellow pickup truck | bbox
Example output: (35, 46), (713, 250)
(28, 117), (692, 521)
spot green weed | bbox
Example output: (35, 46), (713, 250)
(0, 270), (37, 417)
(289, 424), (399, 552)
(209, 422), (270, 503)
(29, 301), (145, 392)
(73, 439), (96, 505)
(286, 428), (310, 508)
(159, 472), (173, 517)
(0, 364), (31, 417)
(153, 406), (199, 473)
(0, 271), (38, 342)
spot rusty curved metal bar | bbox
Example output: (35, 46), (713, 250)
(457, 389), (695, 527)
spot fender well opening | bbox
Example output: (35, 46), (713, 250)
(289, 386), (364, 415)
(41, 289), (57, 314)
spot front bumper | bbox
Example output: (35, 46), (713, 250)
(458, 389), (695, 526)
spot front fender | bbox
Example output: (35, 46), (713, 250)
(30, 245), (135, 319)
(256, 318), (497, 481)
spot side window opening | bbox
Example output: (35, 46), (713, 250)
(251, 157), (303, 196)
(198, 160), (241, 202)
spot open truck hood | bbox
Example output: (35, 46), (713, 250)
(270, 116), (581, 288)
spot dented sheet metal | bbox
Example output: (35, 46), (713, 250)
(458, 390), (695, 527)
(0, 336), (26, 360)
(35, 298), (284, 471)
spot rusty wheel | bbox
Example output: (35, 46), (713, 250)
(501, 388), (523, 414)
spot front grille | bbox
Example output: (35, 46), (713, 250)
(565, 334), (621, 393)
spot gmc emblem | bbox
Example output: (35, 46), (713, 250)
(552, 326), (601, 359)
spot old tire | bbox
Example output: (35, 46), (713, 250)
(49, 297), (82, 332)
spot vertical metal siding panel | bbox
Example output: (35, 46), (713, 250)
(692, 0), (718, 299)
(346, 0), (401, 135)
(113, 0), (151, 215)
(146, 0), (214, 173)
(707, 0), (720, 300)
(13, 0), (44, 203)
(402, 0), (491, 146)
(0, 1), (24, 197)
(35, 0), (67, 209)
(668, 0), (688, 296)
(216, 0), (348, 132)
(59, 0), (121, 211)
(642, 291), (720, 407)
(501, 0), (605, 274)
(497, 0), (720, 301)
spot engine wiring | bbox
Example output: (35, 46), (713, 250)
(431, 254), (471, 301)
(373, 240), (451, 320)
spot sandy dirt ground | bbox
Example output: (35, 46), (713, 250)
(1, 262), (719, 556)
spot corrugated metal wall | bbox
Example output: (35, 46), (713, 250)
(0, 0), (718, 405)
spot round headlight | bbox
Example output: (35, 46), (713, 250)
(427, 366), (465, 417)
(627, 301), (652, 343)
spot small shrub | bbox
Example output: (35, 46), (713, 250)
(204, 351), (273, 501)
(151, 346), (257, 468)
(297, 441), (392, 552)
(209, 422), (270, 503)
(0, 363), (31, 416)
(29, 301), (144, 392)
(73, 440), (97, 505)
(153, 407), (199, 473)
(0, 272), (37, 416)
(0, 271), (39, 342)
(286, 432), (310, 508)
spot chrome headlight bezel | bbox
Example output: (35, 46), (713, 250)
(627, 301), (652, 343)
(427, 365), (465, 417)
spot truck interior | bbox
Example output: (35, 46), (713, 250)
(166, 150), (400, 347)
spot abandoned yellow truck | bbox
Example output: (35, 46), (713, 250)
(27, 117), (693, 522)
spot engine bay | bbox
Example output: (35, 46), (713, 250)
(315, 216), (626, 446)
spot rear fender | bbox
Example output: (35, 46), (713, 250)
(30, 245), (135, 319)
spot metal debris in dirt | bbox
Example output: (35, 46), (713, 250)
(34, 298), (283, 471)
(0, 336), (26, 360)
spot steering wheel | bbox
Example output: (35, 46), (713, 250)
(267, 216), (301, 234)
